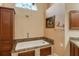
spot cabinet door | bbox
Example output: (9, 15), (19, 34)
(70, 10), (79, 30)
(0, 8), (14, 56)
(18, 50), (35, 56)
(0, 8), (13, 41)
(0, 41), (12, 51)
(40, 47), (51, 56)
(74, 45), (79, 56)
(70, 42), (79, 56)
(70, 42), (75, 56)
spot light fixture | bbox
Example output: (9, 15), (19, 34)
(32, 3), (35, 5)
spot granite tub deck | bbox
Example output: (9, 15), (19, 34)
(70, 37), (79, 47)
(12, 37), (54, 56)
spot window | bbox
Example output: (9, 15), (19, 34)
(16, 3), (38, 11)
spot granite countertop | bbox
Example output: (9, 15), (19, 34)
(12, 37), (54, 53)
(70, 37), (79, 47)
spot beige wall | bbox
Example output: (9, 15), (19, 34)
(14, 3), (47, 39)
(44, 3), (65, 56)
(0, 3), (47, 39)
(65, 3), (79, 55)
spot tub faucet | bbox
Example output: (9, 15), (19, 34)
(27, 33), (29, 38)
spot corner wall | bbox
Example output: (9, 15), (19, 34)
(44, 3), (65, 56)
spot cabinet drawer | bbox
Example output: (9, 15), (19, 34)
(18, 50), (35, 56)
(40, 47), (51, 56)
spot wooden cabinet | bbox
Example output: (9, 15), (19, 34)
(40, 47), (51, 56)
(70, 42), (79, 56)
(0, 7), (15, 56)
(18, 50), (35, 56)
(70, 42), (75, 56)
(69, 10), (79, 30)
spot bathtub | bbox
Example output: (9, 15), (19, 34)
(15, 40), (49, 51)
